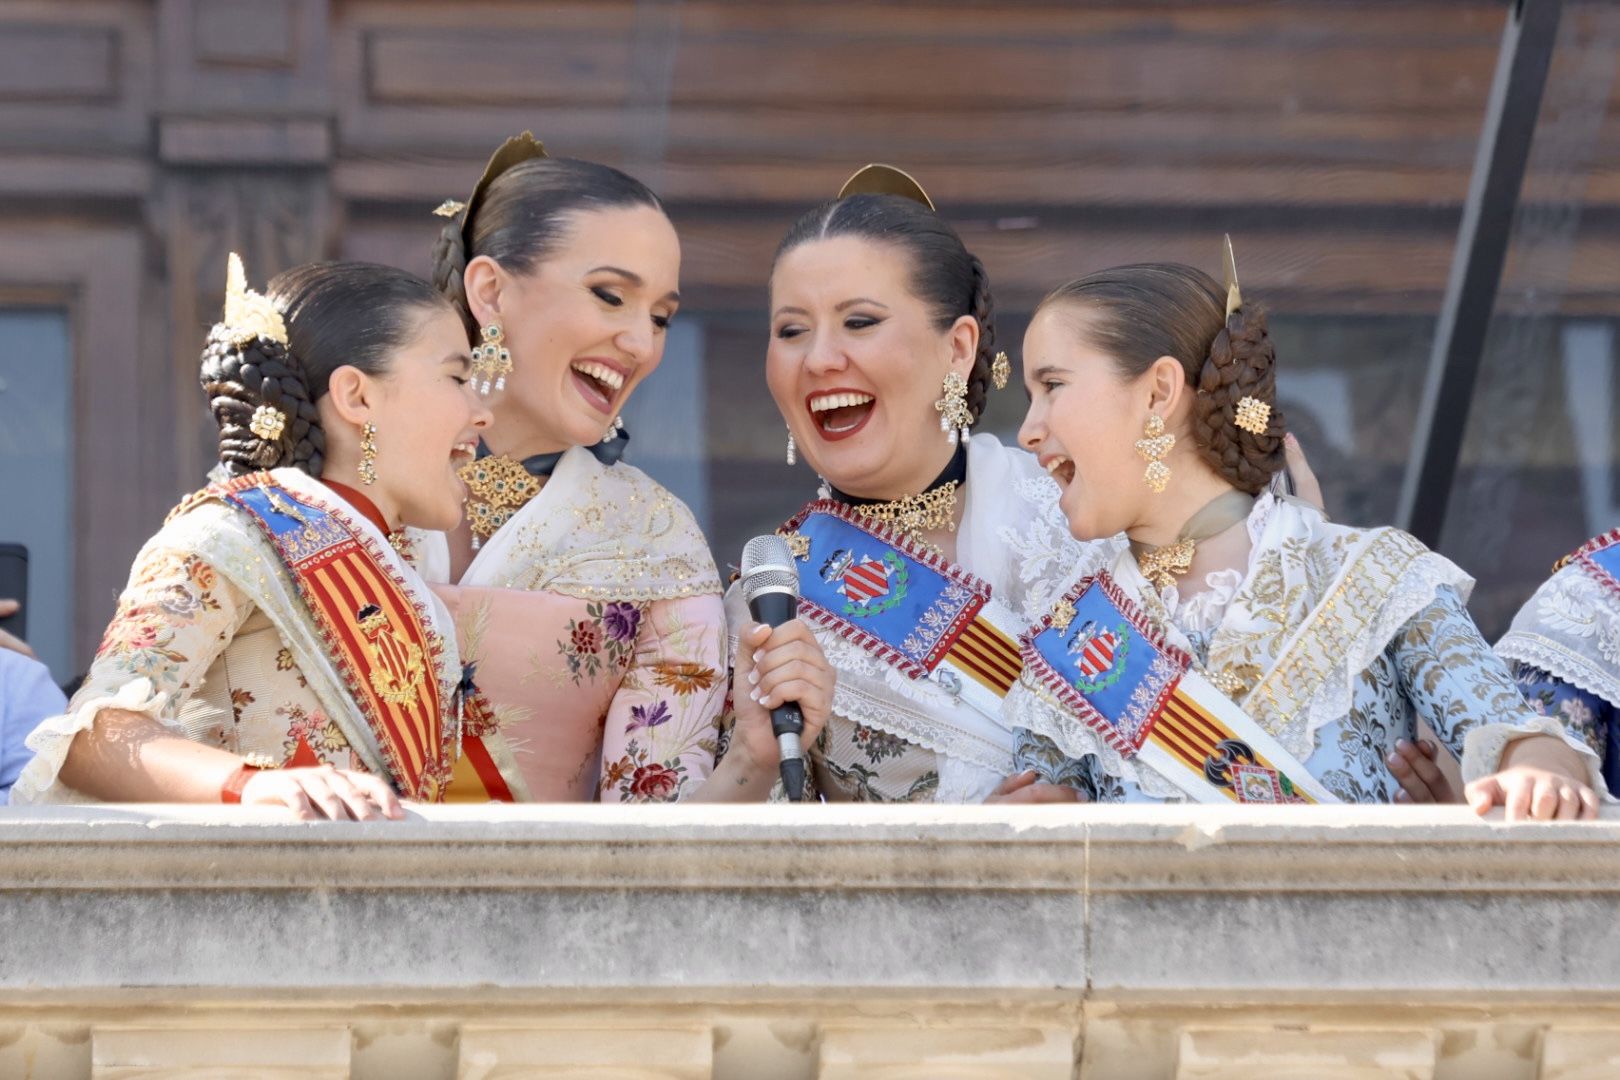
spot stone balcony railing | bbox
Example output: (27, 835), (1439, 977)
(2, 803), (1619, 1079)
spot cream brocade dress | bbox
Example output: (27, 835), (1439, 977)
(407, 447), (728, 802)
(13, 468), (462, 804)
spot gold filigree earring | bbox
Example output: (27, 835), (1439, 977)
(359, 421), (379, 486)
(785, 428), (796, 466)
(1135, 414), (1174, 493)
(471, 323), (512, 395)
(935, 371), (972, 446)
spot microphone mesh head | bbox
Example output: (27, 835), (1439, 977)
(740, 534), (800, 602)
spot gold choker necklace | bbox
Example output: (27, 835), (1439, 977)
(853, 482), (961, 553)
(1130, 490), (1255, 591)
(459, 454), (542, 549)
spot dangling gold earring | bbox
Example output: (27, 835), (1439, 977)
(471, 323), (512, 395)
(359, 421), (378, 486)
(1135, 413), (1174, 493)
(785, 428), (796, 466)
(935, 371), (972, 446)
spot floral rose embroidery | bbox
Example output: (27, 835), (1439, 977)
(629, 762), (680, 800)
(571, 622), (601, 655)
(602, 602), (642, 643)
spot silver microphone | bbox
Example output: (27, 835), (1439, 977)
(739, 535), (807, 801)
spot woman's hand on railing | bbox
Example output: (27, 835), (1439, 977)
(1387, 738), (1461, 804)
(983, 770), (1088, 804)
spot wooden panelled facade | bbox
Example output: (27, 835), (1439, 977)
(1, 0), (1616, 668)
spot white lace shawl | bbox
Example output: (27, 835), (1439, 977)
(1004, 495), (1475, 798)
(1497, 552), (1620, 713)
(409, 446), (721, 599)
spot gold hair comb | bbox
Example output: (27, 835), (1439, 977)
(220, 252), (287, 348)
(1222, 233), (1242, 319)
(433, 131), (549, 227)
(838, 163), (936, 211)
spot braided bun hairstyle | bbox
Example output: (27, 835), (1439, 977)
(771, 193), (997, 425)
(1037, 264), (1286, 495)
(200, 261), (453, 478)
(429, 156), (665, 342)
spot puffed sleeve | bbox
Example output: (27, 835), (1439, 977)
(12, 545), (252, 803)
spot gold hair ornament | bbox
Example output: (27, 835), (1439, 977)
(433, 131), (549, 232)
(249, 404), (287, 443)
(990, 351), (1011, 391)
(220, 252), (287, 348)
(838, 163), (935, 211)
(1234, 396), (1271, 435)
(1222, 233), (1242, 319)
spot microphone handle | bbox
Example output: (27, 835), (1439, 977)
(744, 588), (808, 801)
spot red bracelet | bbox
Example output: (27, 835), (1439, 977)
(219, 763), (263, 804)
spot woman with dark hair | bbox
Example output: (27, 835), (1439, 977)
(1000, 248), (1603, 819)
(416, 133), (832, 802)
(13, 256), (490, 815)
(714, 165), (1108, 803)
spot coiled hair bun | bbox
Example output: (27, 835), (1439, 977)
(199, 259), (454, 478)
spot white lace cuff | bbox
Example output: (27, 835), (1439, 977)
(11, 678), (172, 805)
(1460, 715), (1609, 796)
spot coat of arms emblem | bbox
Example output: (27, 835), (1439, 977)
(356, 603), (426, 706)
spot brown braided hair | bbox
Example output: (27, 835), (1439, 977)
(429, 156), (666, 342)
(200, 261), (453, 478)
(1037, 263), (1286, 495)
(772, 193), (998, 425)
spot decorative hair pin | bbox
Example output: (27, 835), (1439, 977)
(1222, 235), (1271, 435)
(1222, 233), (1242, 319)
(1234, 397), (1271, 435)
(837, 163), (936, 211)
(249, 404), (287, 442)
(990, 351), (1011, 391)
(220, 252), (287, 348)
(433, 130), (549, 230)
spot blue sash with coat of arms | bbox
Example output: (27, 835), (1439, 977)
(778, 501), (1025, 721)
(1023, 572), (1338, 805)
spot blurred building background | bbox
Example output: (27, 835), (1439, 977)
(0, 0), (1616, 683)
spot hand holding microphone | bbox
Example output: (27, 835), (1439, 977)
(736, 536), (836, 801)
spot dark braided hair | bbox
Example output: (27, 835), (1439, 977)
(771, 193), (998, 425)
(200, 261), (452, 478)
(429, 156), (665, 340)
(1037, 264), (1286, 496)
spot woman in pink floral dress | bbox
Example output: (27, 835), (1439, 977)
(416, 133), (831, 803)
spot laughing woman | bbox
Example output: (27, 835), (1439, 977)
(717, 165), (1108, 804)
(13, 257), (490, 816)
(1001, 250), (1603, 819)
(419, 134), (828, 802)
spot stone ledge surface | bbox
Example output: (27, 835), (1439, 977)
(1, 804), (1617, 1078)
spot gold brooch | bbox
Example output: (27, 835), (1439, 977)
(249, 404), (286, 442)
(459, 454), (542, 548)
(990, 351), (1012, 391)
(1234, 396), (1271, 435)
(778, 530), (811, 561)
(1049, 598), (1076, 634)
(1136, 537), (1197, 591)
(433, 199), (467, 218)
